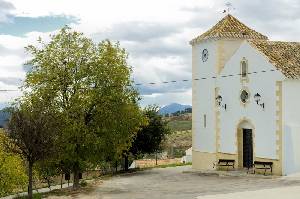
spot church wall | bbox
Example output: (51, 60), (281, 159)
(192, 39), (217, 153)
(217, 41), (284, 160)
(282, 80), (300, 175)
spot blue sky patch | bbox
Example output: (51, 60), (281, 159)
(0, 15), (79, 36)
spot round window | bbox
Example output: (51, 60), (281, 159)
(240, 90), (249, 103)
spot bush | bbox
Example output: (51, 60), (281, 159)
(80, 180), (87, 187)
(0, 132), (27, 197)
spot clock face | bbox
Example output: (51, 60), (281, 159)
(202, 49), (209, 62)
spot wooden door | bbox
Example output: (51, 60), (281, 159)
(243, 129), (253, 168)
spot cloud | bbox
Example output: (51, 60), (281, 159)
(140, 88), (192, 107)
(211, 0), (300, 42)
(0, 0), (14, 22)
(0, 77), (22, 86)
(2, 0), (300, 107)
(0, 44), (25, 57)
(93, 21), (181, 42)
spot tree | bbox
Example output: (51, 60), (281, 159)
(24, 27), (145, 189)
(5, 99), (61, 199)
(129, 105), (170, 169)
(0, 132), (27, 197)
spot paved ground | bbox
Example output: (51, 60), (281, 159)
(196, 186), (300, 199)
(48, 166), (300, 199)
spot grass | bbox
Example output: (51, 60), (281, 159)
(15, 193), (42, 199)
(154, 162), (192, 168)
(167, 120), (192, 132)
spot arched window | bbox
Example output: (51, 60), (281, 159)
(241, 59), (248, 79)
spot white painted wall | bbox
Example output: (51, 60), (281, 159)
(217, 41), (284, 159)
(282, 80), (300, 175)
(192, 39), (217, 152)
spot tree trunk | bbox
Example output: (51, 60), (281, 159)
(124, 155), (129, 171)
(73, 163), (80, 189)
(115, 161), (118, 173)
(61, 173), (63, 189)
(155, 152), (158, 166)
(28, 161), (33, 199)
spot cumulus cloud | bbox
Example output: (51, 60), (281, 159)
(0, 0), (14, 22)
(1, 0), (300, 107)
(93, 21), (181, 42)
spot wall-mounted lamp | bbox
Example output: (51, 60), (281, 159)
(254, 93), (265, 109)
(216, 95), (227, 110)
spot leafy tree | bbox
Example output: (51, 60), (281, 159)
(128, 105), (170, 169)
(24, 27), (145, 189)
(0, 132), (27, 197)
(5, 99), (61, 199)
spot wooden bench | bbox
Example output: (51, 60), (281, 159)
(253, 161), (273, 175)
(214, 159), (235, 170)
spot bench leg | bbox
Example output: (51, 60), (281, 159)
(271, 166), (273, 174)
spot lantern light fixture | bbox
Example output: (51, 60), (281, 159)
(216, 95), (227, 110)
(254, 93), (264, 109)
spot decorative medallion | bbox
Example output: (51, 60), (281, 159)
(240, 90), (249, 103)
(202, 49), (209, 62)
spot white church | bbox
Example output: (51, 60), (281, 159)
(191, 14), (300, 175)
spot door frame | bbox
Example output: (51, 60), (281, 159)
(236, 119), (255, 169)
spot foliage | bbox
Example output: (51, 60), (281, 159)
(130, 105), (170, 157)
(170, 107), (192, 116)
(15, 193), (42, 199)
(0, 132), (27, 197)
(5, 99), (62, 199)
(24, 26), (145, 188)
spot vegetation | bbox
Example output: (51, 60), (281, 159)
(163, 107), (192, 117)
(164, 130), (192, 158)
(167, 120), (192, 132)
(23, 26), (145, 190)
(2, 26), (146, 198)
(129, 106), (170, 168)
(0, 26), (194, 198)
(5, 100), (61, 199)
(0, 132), (27, 197)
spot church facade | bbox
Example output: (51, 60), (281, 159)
(191, 14), (300, 175)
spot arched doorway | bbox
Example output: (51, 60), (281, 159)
(237, 120), (254, 169)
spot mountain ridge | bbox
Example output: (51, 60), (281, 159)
(159, 103), (192, 115)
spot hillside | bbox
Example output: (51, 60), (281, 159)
(159, 103), (191, 115)
(163, 113), (192, 157)
(0, 109), (10, 128)
(167, 120), (191, 132)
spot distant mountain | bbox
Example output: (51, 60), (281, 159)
(159, 103), (192, 115)
(0, 109), (10, 128)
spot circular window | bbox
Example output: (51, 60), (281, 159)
(240, 90), (249, 103)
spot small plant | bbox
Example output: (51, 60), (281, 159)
(80, 180), (88, 187)
(15, 193), (42, 199)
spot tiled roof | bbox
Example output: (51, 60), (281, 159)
(190, 14), (268, 45)
(249, 40), (300, 79)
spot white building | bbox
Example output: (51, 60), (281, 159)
(191, 14), (300, 175)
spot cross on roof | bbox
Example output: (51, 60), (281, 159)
(223, 2), (234, 14)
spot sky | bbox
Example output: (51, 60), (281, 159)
(0, 0), (300, 108)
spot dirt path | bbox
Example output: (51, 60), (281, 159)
(47, 166), (300, 199)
